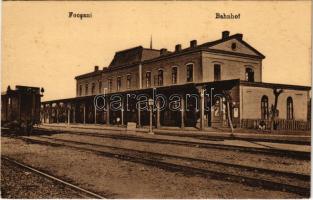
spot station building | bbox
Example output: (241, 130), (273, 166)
(41, 31), (311, 131)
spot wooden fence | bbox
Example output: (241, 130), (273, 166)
(241, 119), (311, 131)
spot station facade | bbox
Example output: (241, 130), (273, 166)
(41, 31), (311, 130)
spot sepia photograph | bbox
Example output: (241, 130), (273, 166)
(1, 0), (311, 199)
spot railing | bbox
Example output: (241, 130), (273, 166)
(241, 119), (311, 131)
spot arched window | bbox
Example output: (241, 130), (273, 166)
(245, 67), (254, 82)
(214, 64), (221, 81)
(158, 69), (163, 86)
(172, 67), (178, 84)
(261, 95), (269, 120)
(186, 63), (193, 82)
(287, 97), (294, 120)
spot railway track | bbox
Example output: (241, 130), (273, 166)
(18, 135), (310, 197)
(49, 130), (310, 160)
(35, 126), (311, 145)
(2, 156), (106, 199)
(3, 128), (310, 160)
(156, 131), (311, 145)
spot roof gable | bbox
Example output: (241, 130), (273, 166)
(207, 37), (265, 59)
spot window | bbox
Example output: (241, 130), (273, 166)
(117, 77), (122, 91)
(172, 67), (178, 84)
(91, 83), (95, 95)
(245, 67), (254, 82)
(214, 64), (221, 81)
(108, 79), (113, 92)
(287, 97), (294, 120)
(126, 75), (131, 89)
(231, 42), (237, 50)
(98, 81), (102, 93)
(85, 83), (88, 95)
(79, 85), (82, 96)
(146, 72), (151, 87)
(186, 64), (193, 82)
(261, 95), (269, 120)
(158, 69), (163, 86)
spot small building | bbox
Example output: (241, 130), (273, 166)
(41, 31), (311, 131)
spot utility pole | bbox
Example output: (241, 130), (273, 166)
(148, 98), (154, 134)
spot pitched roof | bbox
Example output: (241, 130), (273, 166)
(108, 46), (160, 69)
(76, 32), (265, 80)
(142, 33), (265, 64)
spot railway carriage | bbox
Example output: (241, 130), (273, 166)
(1, 85), (44, 133)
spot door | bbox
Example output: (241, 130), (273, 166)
(211, 96), (226, 127)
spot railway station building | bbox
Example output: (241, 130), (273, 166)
(41, 31), (311, 131)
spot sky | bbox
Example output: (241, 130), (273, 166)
(2, 1), (311, 101)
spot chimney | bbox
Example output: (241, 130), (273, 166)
(175, 44), (182, 52)
(94, 66), (99, 71)
(160, 48), (167, 55)
(190, 40), (197, 48)
(236, 33), (243, 40)
(222, 31), (230, 39)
